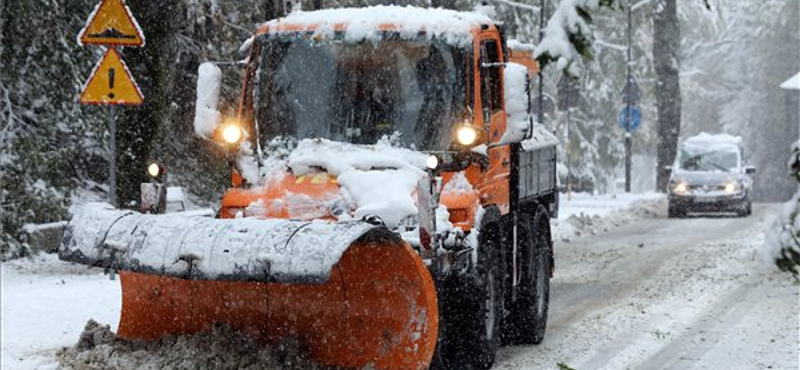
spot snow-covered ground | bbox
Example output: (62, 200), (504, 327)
(3, 195), (794, 370)
(1, 256), (121, 370)
(498, 203), (798, 370)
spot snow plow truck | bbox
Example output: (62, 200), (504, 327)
(60, 5), (558, 370)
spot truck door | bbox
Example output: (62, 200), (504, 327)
(476, 37), (511, 213)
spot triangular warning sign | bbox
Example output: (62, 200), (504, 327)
(80, 48), (144, 106)
(78, 0), (145, 47)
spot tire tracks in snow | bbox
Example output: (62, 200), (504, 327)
(496, 204), (795, 370)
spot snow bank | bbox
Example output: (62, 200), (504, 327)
(57, 320), (321, 370)
(262, 5), (493, 47)
(552, 193), (665, 241)
(193, 63), (222, 138)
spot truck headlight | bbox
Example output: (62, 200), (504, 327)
(147, 163), (161, 178)
(221, 124), (244, 144)
(426, 155), (440, 171)
(147, 162), (166, 181)
(672, 182), (687, 194)
(456, 125), (478, 146)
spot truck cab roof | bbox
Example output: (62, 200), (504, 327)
(257, 5), (496, 46)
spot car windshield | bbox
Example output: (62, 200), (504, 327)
(253, 36), (472, 150)
(678, 148), (740, 173)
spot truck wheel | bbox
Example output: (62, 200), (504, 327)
(440, 221), (503, 370)
(503, 210), (551, 345)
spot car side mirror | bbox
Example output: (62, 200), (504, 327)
(745, 165), (756, 175)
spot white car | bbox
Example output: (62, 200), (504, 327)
(667, 133), (755, 218)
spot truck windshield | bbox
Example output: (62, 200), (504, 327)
(678, 148), (740, 173)
(253, 36), (472, 150)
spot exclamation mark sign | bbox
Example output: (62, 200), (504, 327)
(108, 68), (116, 99)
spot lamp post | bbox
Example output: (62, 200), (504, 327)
(625, 0), (632, 193)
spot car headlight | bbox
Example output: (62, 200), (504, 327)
(724, 181), (742, 193)
(672, 182), (687, 194)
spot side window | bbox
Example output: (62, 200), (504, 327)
(479, 40), (503, 115)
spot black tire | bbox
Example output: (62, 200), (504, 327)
(436, 221), (503, 370)
(667, 202), (684, 218)
(502, 209), (552, 345)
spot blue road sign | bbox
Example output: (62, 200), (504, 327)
(619, 107), (641, 132)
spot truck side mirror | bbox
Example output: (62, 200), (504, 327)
(745, 165), (756, 175)
(194, 62), (223, 140)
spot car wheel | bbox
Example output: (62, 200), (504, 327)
(738, 200), (752, 217)
(502, 209), (551, 345)
(436, 222), (503, 370)
(668, 202), (684, 218)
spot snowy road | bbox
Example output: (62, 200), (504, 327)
(497, 203), (799, 370)
(2, 201), (797, 370)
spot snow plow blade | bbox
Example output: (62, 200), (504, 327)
(59, 203), (438, 370)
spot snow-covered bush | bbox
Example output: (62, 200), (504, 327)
(765, 141), (800, 278)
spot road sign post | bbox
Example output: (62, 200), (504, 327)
(78, 0), (144, 207)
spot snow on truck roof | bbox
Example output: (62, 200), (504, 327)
(258, 6), (494, 46)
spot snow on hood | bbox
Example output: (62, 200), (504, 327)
(262, 5), (493, 47)
(252, 137), (429, 229)
(287, 138), (427, 176)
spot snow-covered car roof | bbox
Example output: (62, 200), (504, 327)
(682, 132), (743, 153)
(257, 5), (494, 46)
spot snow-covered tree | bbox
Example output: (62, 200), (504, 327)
(1, 0), (107, 259)
(766, 141), (800, 278)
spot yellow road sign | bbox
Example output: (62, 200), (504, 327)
(80, 48), (144, 106)
(78, 0), (144, 47)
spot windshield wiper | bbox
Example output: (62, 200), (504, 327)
(702, 160), (729, 172)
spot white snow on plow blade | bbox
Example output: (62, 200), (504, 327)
(60, 203), (377, 283)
